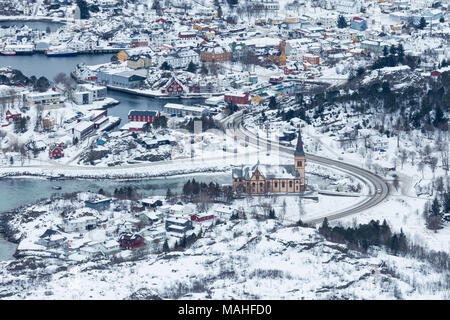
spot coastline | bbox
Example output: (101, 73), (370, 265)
(0, 165), (232, 180)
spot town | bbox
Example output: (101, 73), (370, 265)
(0, 0), (449, 300)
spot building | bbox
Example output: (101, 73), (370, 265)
(96, 69), (147, 89)
(232, 129), (306, 194)
(128, 110), (160, 123)
(48, 145), (64, 159)
(5, 110), (21, 122)
(73, 91), (93, 105)
(351, 17), (368, 31)
(360, 40), (386, 54)
(163, 103), (209, 117)
(62, 217), (98, 233)
(165, 216), (193, 234)
(120, 121), (150, 132)
(224, 92), (251, 105)
(200, 46), (233, 63)
(161, 76), (187, 96)
(25, 90), (62, 106)
(118, 233), (145, 249)
(72, 121), (95, 140)
(77, 84), (107, 101)
(302, 53), (320, 65)
(35, 229), (67, 248)
(191, 213), (215, 222)
(85, 198), (111, 210)
(127, 55), (151, 70)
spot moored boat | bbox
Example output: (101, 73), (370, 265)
(46, 48), (78, 57)
(0, 50), (16, 56)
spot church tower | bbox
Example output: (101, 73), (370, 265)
(294, 129), (306, 184)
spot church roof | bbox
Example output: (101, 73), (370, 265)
(294, 129), (305, 156)
(232, 163), (299, 180)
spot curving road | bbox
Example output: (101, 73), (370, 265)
(221, 111), (390, 225)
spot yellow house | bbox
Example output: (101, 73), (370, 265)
(252, 94), (264, 104)
(278, 51), (286, 66)
(117, 51), (128, 61)
(284, 17), (297, 23)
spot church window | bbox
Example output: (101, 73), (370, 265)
(297, 161), (302, 167)
(282, 181), (285, 188)
(274, 182), (278, 188)
(289, 181), (292, 188)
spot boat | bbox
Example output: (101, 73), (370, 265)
(4, 44), (34, 55)
(269, 76), (284, 84)
(46, 48), (78, 57)
(52, 186), (62, 190)
(0, 50), (16, 56)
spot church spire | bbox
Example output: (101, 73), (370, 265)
(294, 128), (305, 156)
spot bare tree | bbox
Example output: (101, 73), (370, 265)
(399, 149), (408, 169)
(417, 161), (425, 179)
(409, 150), (416, 166)
(429, 157), (438, 178)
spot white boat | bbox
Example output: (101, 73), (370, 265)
(46, 47), (78, 57)
(0, 50), (16, 56)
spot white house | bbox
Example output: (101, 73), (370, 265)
(61, 216), (99, 233)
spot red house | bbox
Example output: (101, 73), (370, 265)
(178, 32), (197, 39)
(6, 110), (21, 122)
(118, 233), (145, 249)
(224, 92), (250, 105)
(431, 70), (441, 77)
(162, 79), (184, 95)
(49, 146), (64, 159)
(191, 213), (215, 222)
(127, 110), (160, 123)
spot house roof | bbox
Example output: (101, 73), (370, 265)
(128, 110), (158, 117)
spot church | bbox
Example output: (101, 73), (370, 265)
(232, 129), (306, 194)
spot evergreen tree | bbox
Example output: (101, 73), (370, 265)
(418, 17), (427, 30)
(160, 61), (172, 70)
(186, 61), (197, 73)
(162, 239), (169, 252)
(268, 209), (276, 219)
(268, 96), (277, 109)
(76, 0), (90, 19)
(180, 235), (187, 248)
(34, 76), (50, 92)
(337, 15), (347, 28)
(397, 44), (404, 62)
(431, 197), (441, 216)
(165, 188), (173, 200)
(383, 46), (389, 57)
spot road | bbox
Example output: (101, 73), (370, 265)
(222, 111), (390, 225)
(0, 110), (389, 225)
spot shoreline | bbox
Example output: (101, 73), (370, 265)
(0, 165), (232, 181)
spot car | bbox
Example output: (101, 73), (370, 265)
(376, 188), (381, 194)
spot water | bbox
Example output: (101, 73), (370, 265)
(0, 239), (16, 260)
(0, 53), (113, 80)
(0, 174), (231, 213)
